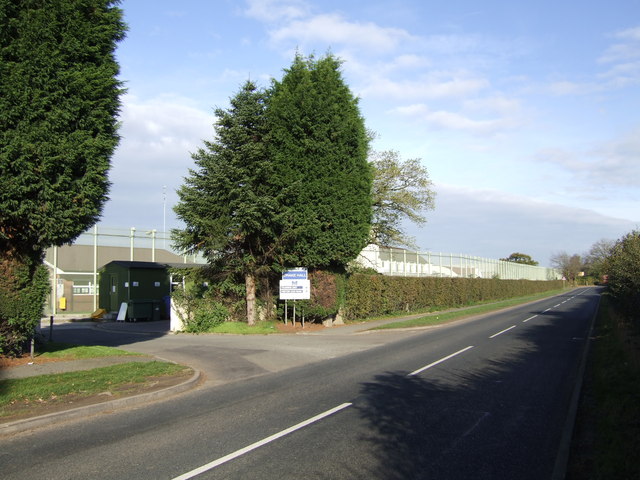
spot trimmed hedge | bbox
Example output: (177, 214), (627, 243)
(343, 274), (564, 320)
(0, 254), (50, 356)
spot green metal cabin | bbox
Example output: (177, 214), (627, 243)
(98, 261), (171, 320)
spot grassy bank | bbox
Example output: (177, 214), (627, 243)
(568, 295), (640, 479)
(37, 342), (142, 359)
(200, 321), (278, 334)
(0, 344), (191, 418)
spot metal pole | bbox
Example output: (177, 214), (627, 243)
(389, 247), (393, 275)
(130, 227), (135, 261)
(403, 249), (407, 276)
(53, 245), (58, 316)
(93, 225), (98, 311)
(151, 229), (156, 262)
(163, 185), (167, 249)
(449, 253), (453, 278)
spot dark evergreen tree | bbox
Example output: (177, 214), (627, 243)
(267, 54), (372, 269)
(174, 55), (372, 324)
(0, 1), (126, 354)
(173, 81), (274, 325)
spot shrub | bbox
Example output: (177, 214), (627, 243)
(606, 230), (640, 322)
(183, 301), (229, 333)
(343, 274), (564, 320)
(0, 255), (50, 356)
(289, 270), (346, 323)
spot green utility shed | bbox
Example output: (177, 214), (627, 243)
(99, 261), (171, 321)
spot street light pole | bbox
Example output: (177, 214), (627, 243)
(130, 227), (135, 261)
(162, 185), (167, 249)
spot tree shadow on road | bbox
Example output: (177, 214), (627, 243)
(349, 304), (591, 480)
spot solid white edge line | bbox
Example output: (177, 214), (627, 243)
(489, 325), (516, 339)
(408, 346), (474, 377)
(172, 402), (353, 480)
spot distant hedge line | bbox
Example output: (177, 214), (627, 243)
(343, 274), (564, 320)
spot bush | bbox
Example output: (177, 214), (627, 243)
(343, 273), (564, 320)
(284, 270), (346, 323)
(0, 254), (50, 356)
(606, 230), (640, 322)
(183, 301), (229, 333)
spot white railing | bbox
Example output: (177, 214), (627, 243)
(354, 245), (560, 281)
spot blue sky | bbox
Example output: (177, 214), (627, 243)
(101, 0), (640, 265)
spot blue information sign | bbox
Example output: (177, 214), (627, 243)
(282, 268), (308, 280)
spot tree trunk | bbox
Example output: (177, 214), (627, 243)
(245, 272), (256, 326)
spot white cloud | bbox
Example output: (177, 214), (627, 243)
(424, 110), (505, 134)
(412, 184), (637, 265)
(536, 128), (640, 188)
(100, 95), (214, 228)
(547, 80), (601, 96)
(589, 128), (640, 186)
(244, 0), (309, 23)
(268, 13), (414, 54)
(361, 72), (489, 100)
(463, 95), (521, 115)
(545, 25), (640, 95)
(599, 26), (640, 63)
(116, 94), (213, 172)
(392, 103), (519, 135)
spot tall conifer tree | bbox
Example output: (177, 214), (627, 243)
(174, 55), (372, 324)
(267, 54), (372, 269)
(0, 1), (125, 354)
(173, 81), (274, 325)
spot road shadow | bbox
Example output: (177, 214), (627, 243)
(346, 296), (595, 480)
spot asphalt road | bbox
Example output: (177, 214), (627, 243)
(0, 287), (600, 479)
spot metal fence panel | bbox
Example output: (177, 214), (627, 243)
(354, 245), (560, 281)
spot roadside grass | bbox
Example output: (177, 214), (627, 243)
(36, 342), (142, 359)
(568, 295), (640, 479)
(369, 289), (567, 330)
(0, 362), (190, 417)
(203, 321), (278, 334)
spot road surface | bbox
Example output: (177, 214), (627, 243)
(0, 287), (600, 479)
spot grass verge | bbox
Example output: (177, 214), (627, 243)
(203, 321), (278, 334)
(370, 289), (566, 330)
(36, 342), (142, 359)
(0, 361), (190, 418)
(567, 295), (640, 479)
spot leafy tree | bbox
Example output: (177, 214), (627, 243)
(583, 238), (615, 280)
(173, 81), (274, 325)
(501, 252), (539, 266)
(605, 230), (640, 319)
(0, 1), (126, 354)
(550, 252), (583, 284)
(369, 149), (435, 248)
(266, 53), (372, 269)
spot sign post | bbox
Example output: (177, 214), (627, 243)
(280, 268), (310, 326)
